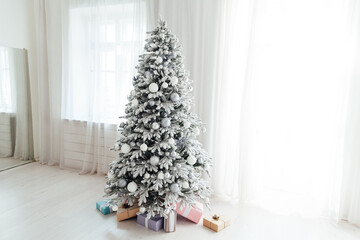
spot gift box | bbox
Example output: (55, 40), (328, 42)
(96, 199), (115, 215)
(117, 202), (140, 221)
(137, 213), (164, 232)
(176, 200), (203, 224)
(164, 210), (177, 233)
(203, 214), (230, 232)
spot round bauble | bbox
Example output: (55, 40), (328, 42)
(170, 151), (176, 158)
(164, 172), (171, 179)
(187, 155), (197, 165)
(149, 100), (155, 106)
(183, 121), (191, 129)
(188, 173), (194, 179)
(144, 173), (150, 179)
(170, 76), (178, 85)
(170, 93), (180, 102)
(162, 82), (168, 88)
(127, 181), (138, 192)
(197, 158), (204, 164)
(161, 118), (171, 128)
(112, 205), (119, 211)
(149, 83), (159, 93)
(158, 171), (164, 179)
(168, 138), (175, 145)
(130, 161), (136, 167)
(152, 122), (160, 130)
(118, 178), (127, 188)
(170, 183), (179, 193)
(182, 181), (190, 189)
(132, 99), (138, 106)
(130, 142), (136, 147)
(140, 143), (148, 151)
(150, 156), (160, 166)
(156, 56), (163, 64)
(139, 207), (146, 213)
(121, 144), (131, 154)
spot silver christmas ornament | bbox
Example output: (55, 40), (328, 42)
(161, 118), (171, 127)
(168, 138), (175, 145)
(139, 207), (146, 213)
(130, 161), (136, 167)
(149, 100), (155, 106)
(156, 56), (163, 64)
(144, 173), (150, 179)
(152, 122), (160, 130)
(149, 83), (159, 93)
(118, 178), (127, 188)
(182, 181), (189, 188)
(187, 155), (197, 165)
(150, 156), (160, 165)
(127, 181), (138, 192)
(170, 76), (178, 85)
(162, 82), (168, 88)
(140, 143), (148, 151)
(121, 144), (131, 154)
(170, 151), (176, 157)
(170, 93), (180, 102)
(170, 183), (179, 193)
(158, 171), (164, 179)
(164, 172), (171, 179)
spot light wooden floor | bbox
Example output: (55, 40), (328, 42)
(0, 157), (33, 172)
(0, 163), (360, 240)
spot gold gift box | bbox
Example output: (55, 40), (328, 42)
(203, 214), (230, 232)
(117, 202), (140, 222)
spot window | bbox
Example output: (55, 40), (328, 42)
(63, 1), (146, 124)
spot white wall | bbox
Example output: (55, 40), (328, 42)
(0, 0), (38, 159)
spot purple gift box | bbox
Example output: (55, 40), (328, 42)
(137, 213), (164, 232)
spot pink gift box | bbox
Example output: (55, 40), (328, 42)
(176, 201), (203, 224)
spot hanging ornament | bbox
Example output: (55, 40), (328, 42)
(152, 122), (160, 130)
(121, 144), (131, 154)
(162, 82), (168, 88)
(140, 143), (148, 151)
(155, 56), (163, 64)
(132, 99), (138, 106)
(149, 83), (159, 93)
(183, 121), (191, 129)
(139, 207), (146, 213)
(118, 178), (127, 188)
(170, 151), (176, 158)
(168, 138), (175, 145)
(170, 93), (180, 102)
(130, 161), (136, 167)
(150, 156), (160, 165)
(127, 181), (138, 192)
(158, 171), (164, 179)
(170, 76), (178, 85)
(149, 100), (155, 106)
(170, 183), (179, 193)
(188, 172), (194, 179)
(164, 172), (171, 179)
(187, 155), (197, 165)
(130, 142), (136, 147)
(161, 118), (171, 127)
(182, 181), (190, 189)
(144, 173), (150, 179)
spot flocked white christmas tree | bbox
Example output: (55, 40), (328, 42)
(104, 19), (212, 217)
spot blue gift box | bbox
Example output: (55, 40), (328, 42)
(96, 199), (114, 215)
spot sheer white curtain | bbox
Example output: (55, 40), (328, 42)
(210, 0), (360, 224)
(62, 0), (148, 174)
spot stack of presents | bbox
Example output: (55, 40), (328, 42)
(96, 199), (230, 233)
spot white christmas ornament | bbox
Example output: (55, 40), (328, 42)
(164, 172), (171, 179)
(161, 118), (171, 127)
(170, 183), (179, 193)
(131, 99), (138, 106)
(168, 138), (175, 145)
(139, 207), (146, 213)
(162, 82), (168, 88)
(170, 93), (180, 102)
(158, 171), (164, 179)
(155, 56), (163, 64)
(121, 144), (131, 154)
(183, 121), (191, 129)
(182, 181), (190, 188)
(144, 173), (150, 179)
(187, 155), (197, 165)
(150, 156), (160, 165)
(149, 83), (159, 93)
(152, 122), (160, 130)
(112, 205), (119, 211)
(127, 181), (138, 192)
(140, 143), (148, 151)
(118, 178), (127, 188)
(170, 76), (178, 85)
